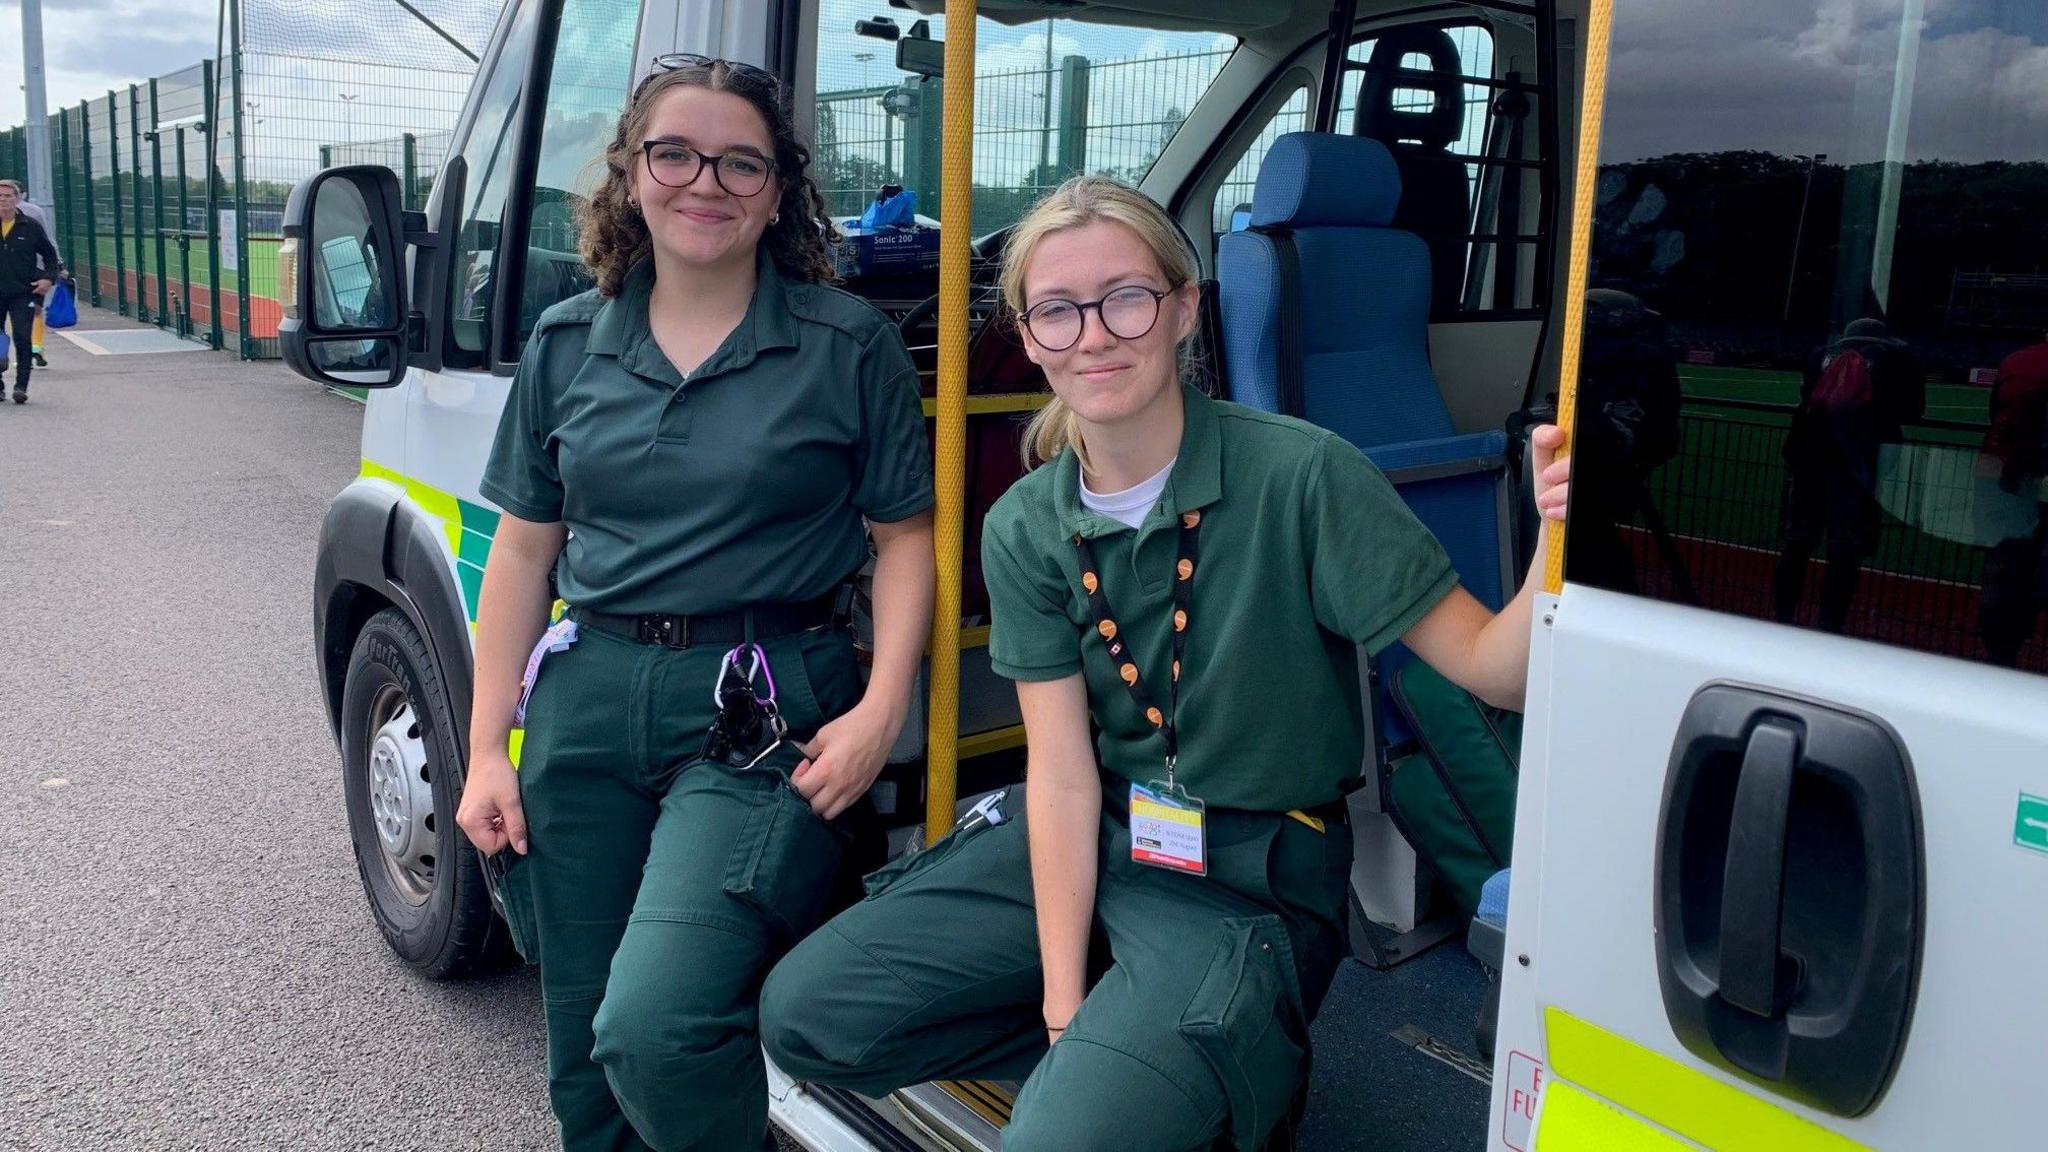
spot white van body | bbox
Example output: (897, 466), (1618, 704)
(286, 1), (2047, 1149)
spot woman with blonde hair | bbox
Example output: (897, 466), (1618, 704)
(763, 174), (1567, 1149)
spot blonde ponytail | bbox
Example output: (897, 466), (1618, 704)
(999, 175), (1200, 469)
(1021, 396), (1084, 472)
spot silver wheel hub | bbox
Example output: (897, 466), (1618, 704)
(367, 689), (437, 904)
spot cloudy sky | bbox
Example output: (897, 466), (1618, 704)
(1601, 0), (2048, 165)
(15, 1), (2032, 192)
(0, 0), (221, 121)
(0, 0), (1224, 123)
(0, 0), (1228, 185)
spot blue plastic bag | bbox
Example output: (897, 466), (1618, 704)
(858, 189), (917, 231)
(45, 280), (76, 329)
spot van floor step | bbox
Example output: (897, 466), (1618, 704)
(887, 1079), (1012, 1151)
(800, 949), (1493, 1151)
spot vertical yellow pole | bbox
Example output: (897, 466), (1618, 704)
(925, 5), (976, 844)
(1543, 0), (1613, 596)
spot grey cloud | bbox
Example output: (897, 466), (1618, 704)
(1602, 0), (2048, 165)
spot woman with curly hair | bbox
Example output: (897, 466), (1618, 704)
(456, 56), (934, 1152)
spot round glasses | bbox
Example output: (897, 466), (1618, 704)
(1018, 285), (1171, 352)
(639, 141), (776, 196)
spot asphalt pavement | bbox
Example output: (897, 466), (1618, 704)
(0, 310), (557, 1150)
(0, 306), (1485, 1151)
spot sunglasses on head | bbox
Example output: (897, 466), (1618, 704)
(638, 54), (783, 97)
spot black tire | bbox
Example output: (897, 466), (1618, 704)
(339, 607), (497, 978)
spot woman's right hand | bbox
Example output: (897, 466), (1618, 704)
(456, 749), (528, 856)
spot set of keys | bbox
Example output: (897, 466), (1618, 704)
(700, 643), (790, 772)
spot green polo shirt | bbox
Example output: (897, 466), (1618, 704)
(481, 251), (933, 615)
(982, 387), (1457, 811)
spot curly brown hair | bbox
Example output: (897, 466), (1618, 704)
(578, 61), (842, 296)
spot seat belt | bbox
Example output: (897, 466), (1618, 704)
(1195, 277), (1228, 399)
(1266, 228), (1306, 419)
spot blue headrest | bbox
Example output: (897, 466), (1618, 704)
(1249, 133), (1402, 230)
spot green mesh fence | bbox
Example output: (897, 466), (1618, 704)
(7, 0), (495, 358)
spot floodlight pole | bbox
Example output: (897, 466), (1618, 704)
(21, 0), (53, 210)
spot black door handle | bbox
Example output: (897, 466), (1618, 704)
(1716, 720), (1799, 1018)
(1654, 683), (1923, 1118)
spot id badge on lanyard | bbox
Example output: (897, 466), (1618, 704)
(513, 617), (580, 727)
(1130, 777), (1206, 876)
(1072, 509), (1209, 877)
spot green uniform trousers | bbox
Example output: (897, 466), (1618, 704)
(495, 621), (867, 1152)
(761, 781), (1353, 1151)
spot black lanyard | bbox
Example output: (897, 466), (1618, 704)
(1071, 509), (1202, 778)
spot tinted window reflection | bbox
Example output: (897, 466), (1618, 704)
(1572, 0), (2048, 674)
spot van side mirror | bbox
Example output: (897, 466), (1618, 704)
(280, 166), (410, 388)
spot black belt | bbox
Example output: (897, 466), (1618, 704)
(570, 585), (852, 649)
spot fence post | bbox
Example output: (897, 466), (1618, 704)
(402, 133), (418, 210)
(319, 144), (330, 169)
(906, 77), (944, 213)
(1056, 56), (1089, 180)
(149, 79), (169, 326)
(129, 85), (148, 322)
(175, 124), (192, 338)
(202, 59), (222, 351)
(227, 0), (252, 359)
(80, 99), (99, 307)
(55, 112), (71, 269)
(107, 91), (127, 316)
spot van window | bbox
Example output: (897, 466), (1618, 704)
(1336, 20), (1545, 316)
(1201, 14), (1544, 318)
(813, 0), (1237, 249)
(447, 0), (543, 360)
(1210, 86), (1309, 235)
(1571, 0), (2048, 674)
(516, 0), (640, 337)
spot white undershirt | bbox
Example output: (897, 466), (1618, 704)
(1080, 458), (1177, 529)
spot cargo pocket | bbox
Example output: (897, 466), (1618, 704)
(860, 787), (1012, 899)
(723, 760), (848, 944)
(1178, 915), (1309, 1151)
(492, 853), (542, 965)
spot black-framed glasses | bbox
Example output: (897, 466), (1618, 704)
(639, 140), (776, 196)
(642, 53), (782, 95)
(1018, 285), (1172, 352)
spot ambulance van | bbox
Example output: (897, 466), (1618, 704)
(279, 0), (2047, 1148)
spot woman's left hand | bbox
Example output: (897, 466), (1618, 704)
(1530, 423), (1571, 522)
(793, 700), (901, 820)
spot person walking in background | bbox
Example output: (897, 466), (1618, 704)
(0, 179), (61, 403)
(2, 180), (65, 369)
(1977, 331), (2048, 667)
(1772, 317), (1925, 633)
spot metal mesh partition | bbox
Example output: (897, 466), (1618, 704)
(814, 47), (1231, 235)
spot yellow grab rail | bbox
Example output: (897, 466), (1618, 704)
(1543, 0), (1612, 595)
(925, 2), (977, 844)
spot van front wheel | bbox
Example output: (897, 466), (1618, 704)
(339, 607), (496, 978)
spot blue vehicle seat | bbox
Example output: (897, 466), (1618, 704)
(1217, 131), (1514, 755)
(1469, 866), (1512, 1059)
(1475, 867), (1512, 933)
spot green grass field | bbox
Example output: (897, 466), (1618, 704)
(1678, 363), (1990, 427)
(82, 233), (281, 303)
